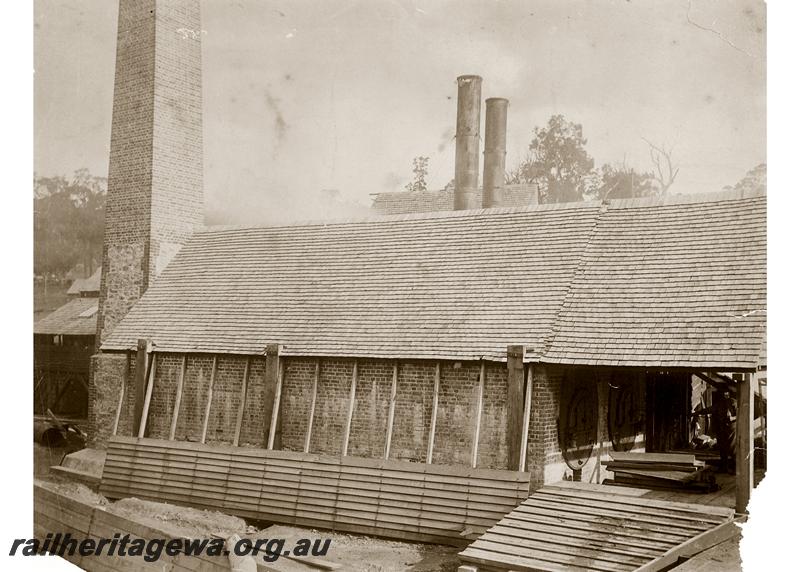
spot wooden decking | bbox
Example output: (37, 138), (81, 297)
(458, 481), (741, 572)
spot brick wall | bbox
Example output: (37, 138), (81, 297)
(96, 353), (513, 469)
(96, 0), (202, 345)
(92, 350), (651, 484)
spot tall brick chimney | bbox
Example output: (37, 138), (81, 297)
(482, 98), (508, 208)
(454, 75), (482, 210)
(96, 0), (204, 345)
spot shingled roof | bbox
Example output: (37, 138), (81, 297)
(101, 189), (766, 370)
(34, 298), (98, 336)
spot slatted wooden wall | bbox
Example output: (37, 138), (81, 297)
(100, 436), (531, 545)
(34, 484), (231, 571)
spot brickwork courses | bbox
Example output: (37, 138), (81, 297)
(96, 0), (203, 346)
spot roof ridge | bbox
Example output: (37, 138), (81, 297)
(538, 203), (609, 361)
(201, 200), (602, 233)
(606, 188), (765, 210)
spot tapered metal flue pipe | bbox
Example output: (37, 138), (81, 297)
(482, 97), (508, 208)
(454, 75), (482, 210)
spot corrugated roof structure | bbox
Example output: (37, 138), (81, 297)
(102, 189), (766, 370)
(34, 298), (99, 336)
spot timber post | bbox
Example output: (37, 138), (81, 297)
(736, 372), (754, 513)
(264, 344), (283, 449)
(132, 339), (149, 435)
(507, 345), (525, 470)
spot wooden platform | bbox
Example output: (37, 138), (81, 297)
(100, 436), (530, 545)
(458, 481), (739, 572)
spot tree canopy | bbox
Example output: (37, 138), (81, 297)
(405, 156), (430, 192)
(510, 115), (595, 203)
(508, 114), (677, 204)
(34, 169), (106, 278)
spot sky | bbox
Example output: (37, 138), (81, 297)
(34, 0), (766, 224)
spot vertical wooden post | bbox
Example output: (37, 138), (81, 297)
(111, 377), (125, 436)
(384, 361), (398, 460)
(233, 357), (250, 446)
(132, 339), (149, 434)
(169, 355), (187, 440)
(342, 361), (358, 456)
(268, 357), (284, 450)
(200, 356), (217, 444)
(506, 345), (525, 470)
(519, 364), (533, 472)
(426, 363), (440, 464)
(304, 359), (320, 453)
(263, 344), (282, 449)
(736, 372), (754, 513)
(471, 361), (485, 469)
(137, 352), (157, 438)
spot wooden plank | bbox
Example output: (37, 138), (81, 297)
(384, 361), (398, 459)
(426, 362), (440, 464)
(111, 372), (126, 437)
(132, 339), (148, 434)
(494, 515), (680, 551)
(518, 498), (709, 533)
(460, 546), (576, 572)
(304, 359), (319, 453)
(267, 356), (284, 450)
(506, 345), (525, 471)
(232, 357), (249, 446)
(479, 529), (654, 565)
(465, 540), (632, 572)
(609, 451), (696, 464)
(519, 363), (532, 472)
(199, 356), (217, 444)
(263, 345), (281, 449)
(632, 518), (741, 572)
(736, 372), (754, 513)
(538, 485), (734, 519)
(342, 361), (357, 456)
(169, 354), (187, 441)
(137, 351), (157, 438)
(534, 491), (727, 525)
(471, 361), (485, 469)
(611, 469), (695, 483)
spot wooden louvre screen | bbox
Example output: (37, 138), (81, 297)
(100, 436), (531, 545)
(458, 482), (738, 572)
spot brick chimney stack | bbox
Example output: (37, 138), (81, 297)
(96, 0), (204, 345)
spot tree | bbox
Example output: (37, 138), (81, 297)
(34, 170), (107, 278)
(404, 156), (430, 192)
(592, 163), (659, 201)
(509, 115), (595, 203)
(724, 163), (766, 194)
(642, 138), (679, 196)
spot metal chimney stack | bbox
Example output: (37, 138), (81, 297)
(454, 75), (482, 210)
(482, 98), (508, 208)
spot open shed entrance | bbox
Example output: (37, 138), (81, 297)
(645, 372), (692, 454)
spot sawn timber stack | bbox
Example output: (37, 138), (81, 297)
(100, 436), (530, 545)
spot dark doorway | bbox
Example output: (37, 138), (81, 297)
(646, 372), (691, 452)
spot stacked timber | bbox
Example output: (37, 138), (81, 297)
(602, 452), (717, 493)
(100, 436), (531, 546)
